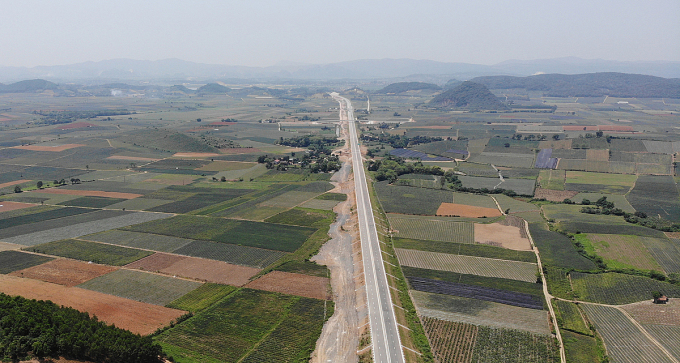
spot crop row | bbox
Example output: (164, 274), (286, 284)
(389, 216), (475, 244)
(26, 239), (153, 266)
(471, 325), (560, 363)
(421, 317), (477, 363)
(0, 206), (92, 231)
(627, 175), (680, 223)
(552, 300), (590, 335)
(641, 324), (680, 361)
(407, 276), (543, 309)
(528, 223), (596, 271)
(374, 181), (452, 215)
(571, 272), (680, 305)
(394, 238), (537, 263)
(0, 250), (53, 274)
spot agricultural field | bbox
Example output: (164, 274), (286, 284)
(468, 152), (536, 168)
(389, 215), (475, 243)
(451, 192), (498, 209)
(622, 300), (680, 326)
(577, 234), (664, 271)
(581, 304), (673, 363)
(374, 181), (453, 215)
(166, 283), (238, 313)
(245, 271), (330, 300)
(412, 291), (550, 335)
(26, 239), (153, 266)
(492, 194), (539, 214)
(458, 176), (536, 196)
(471, 325), (560, 363)
(627, 175), (680, 222)
(82, 229), (194, 253)
(396, 248), (538, 282)
(421, 317), (478, 363)
(570, 272), (680, 305)
(570, 193), (636, 213)
(0, 250), (53, 274)
(264, 207), (333, 227)
(77, 269), (202, 306)
(9, 258), (117, 287)
(538, 170), (566, 190)
(641, 325), (680, 360)
(171, 240), (286, 268)
(436, 202), (501, 218)
(474, 223), (531, 250)
(395, 238), (537, 263)
(552, 300), (591, 336)
(527, 223), (597, 270)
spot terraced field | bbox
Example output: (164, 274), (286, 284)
(389, 215), (475, 243)
(396, 248), (538, 282)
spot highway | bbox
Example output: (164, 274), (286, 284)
(331, 92), (405, 363)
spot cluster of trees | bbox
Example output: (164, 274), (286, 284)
(574, 196), (680, 232)
(360, 134), (441, 149)
(257, 154), (340, 173)
(33, 110), (132, 125)
(278, 135), (340, 152)
(368, 157), (445, 182)
(375, 82), (441, 94)
(429, 81), (507, 110)
(0, 293), (163, 363)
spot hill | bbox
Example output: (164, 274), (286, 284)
(197, 83), (230, 94)
(429, 81), (507, 110)
(0, 79), (58, 93)
(376, 82), (441, 94)
(470, 72), (680, 98)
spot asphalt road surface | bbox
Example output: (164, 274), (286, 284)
(331, 93), (405, 363)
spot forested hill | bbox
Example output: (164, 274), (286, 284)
(0, 79), (58, 93)
(429, 81), (507, 110)
(470, 72), (680, 98)
(375, 82), (441, 94)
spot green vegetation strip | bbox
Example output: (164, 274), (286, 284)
(166, 283), (238, 313)
(394, 237), (536, 263)
(561, 330), (606, 363)
(0, 250), (53, 274)
(553, 300), (591, 335)
(57, 196), (128, 208)
(571, 272), (680, 305)
(0, 206), (92, 230)
(528, 223), (596, 271)
(26, 239), (152, 266)
(265, 207), (334, 228)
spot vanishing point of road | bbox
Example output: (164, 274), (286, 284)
(331, 92), (405, 363)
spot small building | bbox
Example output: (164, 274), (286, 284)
(654, 295), (669, 304)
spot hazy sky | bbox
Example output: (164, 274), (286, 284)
(1, 0), (678, 67)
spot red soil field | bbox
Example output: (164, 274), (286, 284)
(209, 121), (237, 126)
(0, 274), (185, 335)
(125, 253), (188, 272)
(533, 188), (578, 202)
(106, 155), (160, 162)
(159, 257), (260, 287)
(10, 259), (117, 287)
(55, 122), (97, 130)
(13, 144), (85, 152)
(219, 147), (262, 154)
(245, 271), (331, 300)
(0, 179), (31, 189)
(0, 201), (37, 212)
(32, 189), (142, 199)
(172, 152), (221, 158)
(436, 202), (501, 218)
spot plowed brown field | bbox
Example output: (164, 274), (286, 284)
(0, 274), (185, 335)
(436, 202), (501, 218)
(475, 223), (532, 250)
(32, 189), (142, 199)
(13, 144), (85, 152)
(160, 258), (260, 287)
(0, 201), (37, 212)
(246, 271), (331, 300)
(622, 300), (680, 326)
(10, 259), (117, 287)
(125, 253), (187, 271)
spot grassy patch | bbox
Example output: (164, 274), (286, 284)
(553, 300), (590, 335)
(528, 223), (596, 270)
(166, 283), (238, 312)
(315, 192), (347, 201)
(571, 272), (680, 304)
(394, 237), (536, 263)
(561, 330), (606, 363)
(264, 207), (334, 228)
(0, 250), (53, 274)
(26, 239), (152, 266)
(274, 260), (329, 278)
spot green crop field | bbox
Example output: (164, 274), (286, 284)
(172, 240), (285, 268)
(561, 330), (604, 363)
(78, 269), (202, 306)
(421, 317), (478, 363)
(374, 181), (453, 215)
(205, 184), (299, 217)
(82, 230), (194, 253)
(389, 215), (475, 243)
(258, 191), (320, 208)
(394, 238), (537, 263)
(264, 207), (333, 228)
(553, 300), (590, 335)
(315, 192), (347, 201)
(528, 223), (596, 271)
(57, 196), (128, 208)
(166, 283), (238, 312)
(0, 205), (57, 221)
(156, 288), (330, 363)
(565, 171), (637, 187)
(0, 206), (92, 231)
(582, 304), (671, 363)
(148, 188), (253, 214)
(125, 215), (316, 252)
(544, 267), (574, 300)
(571, 272), (680, 304)
(472, 325), (560, 363)
(577, 234), (664, 271)
(412, 291), (550, 335)
(396, 248), (538, 282)
(26, 239), (152, 266)
(274, 260), (329, 278)
(627, 175), (680, 222)
(570, 193), (636, 213)
(493, 194), (540, 213)
(0, 250), (53, 274)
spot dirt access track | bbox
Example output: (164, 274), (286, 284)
(0, 274), (185, 335)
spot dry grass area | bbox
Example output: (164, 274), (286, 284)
(475, 223), (532, 250)
(32, 189), (142, 199)
(246, 271), (331, 300)
(436, 202), (501, 218)
(0, 242), (24, 251)
(622, 300), (680, 326)
(0, 274), (185, 335)
(9, 259), (117, 287)
(13, 144), (85, 152)
(665, 232), (680, 239)
(106, 155), (160, 162)
(534, 188), (578, 202)
(0, 201), (37, 212)
(172, 152), (221, 158)
(0, 179), (31, 189)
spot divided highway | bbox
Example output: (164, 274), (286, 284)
(331, 93), (405, 363)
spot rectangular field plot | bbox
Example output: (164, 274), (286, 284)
(581, 304), (674, 363)
(553, 300), (590, 335)
(582, 234), (664, 271)
(640, 237), (680, 274)
(395, 238), (537, 262)
(565, 171), (637, 187)
(147, 188), (254, 214)
(173, 240), (285, 268)
(493, 194), (540, 214)
(421, 317), (477, 363)
(571, 272), (680, 305)
(389, 215), (474, 243)
(27, 239), (152, 266)
(246, 271), (330, 300)
(82, 230), (194, 253)
(627, 175), (680, 222)
(0, 250), (53, 274)
(469, 152), (535, 168)
(571, 193), (636, 213)
(0, 206), (92, 231)
(375, 181), (453, 215)
(78, 269), (202, 306)
(412, 291), (550, 335)
(9, 258), (117, 287)
(529, 224), (597, 270)
(622, 300), (680, 326)
(642, 325), (680, 360)
(57, 196), (128, 208)
(299, 198), (340, 210)
(166, 283), (238, 313)
(436, 203), (501, 218)
(264, 207), (333, 228)
(125, 215), (315, 252)
(0, 274), (185, 336)
(396, 248), (537, 282)
(452, 192), (498, 209)
(1, 211), (170, 246)
(475, 223), (531, 251)
(106, 198), (172, 211)
(472, 325), (560, 363)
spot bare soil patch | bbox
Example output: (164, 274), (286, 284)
(534, 188), (578, 202)
(0, 274), (185, 335)
(172, 152), (221, 158)
(0, 179), (31, 189)
(13, 144), (85, 152)
(436, 202), (501, 218)
(32, 189), (142, 199)
(10, 259), (117, 287)
(125, 253), (187, 271)
(586, 149), (609, 161)
(474, 223), (532, 250)
(622, 299), (680, 326)
(0, 201), (37, 212)
(246, 271), (331, 300)
(0, 242), (24, 251)
(160, 257), (260, 287)
(106, 155), (160, 162)
(665, 232), (680, 239)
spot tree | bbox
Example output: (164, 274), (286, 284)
(596, 131), (604, 138)
(504, 142), (510, 148)
(36, 181), (43, 189)
(196, 118), (202, 122)
(220, 176), (227, 182)
(552, 134), (560, 141)
(14, 185), (22, 193)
